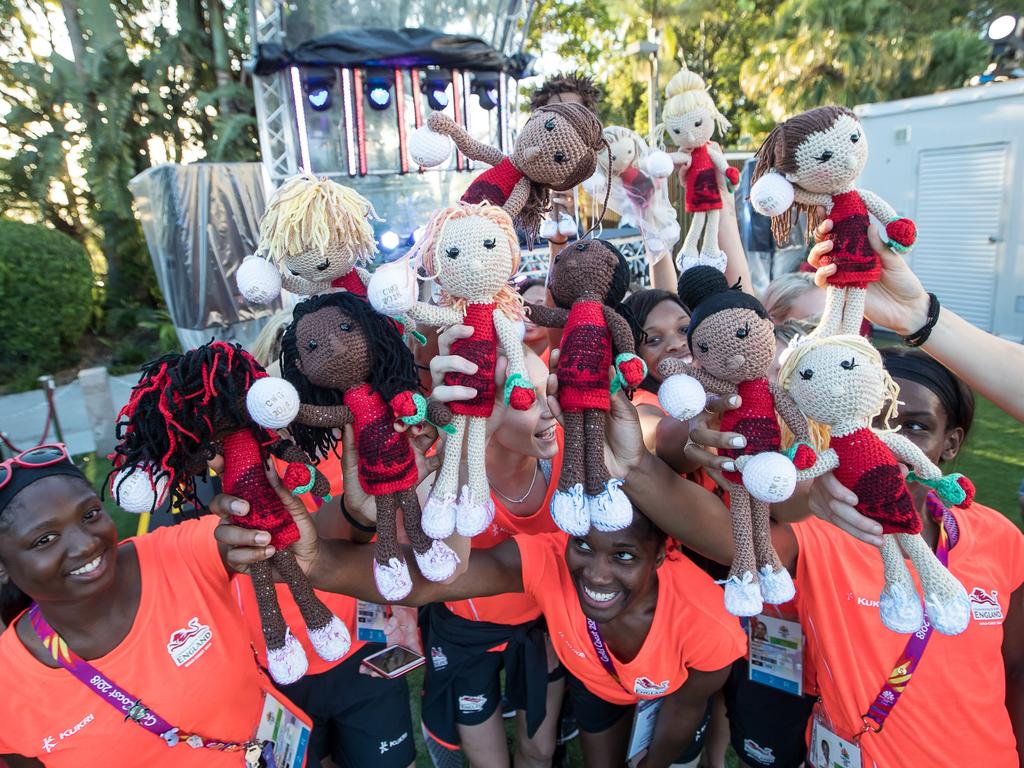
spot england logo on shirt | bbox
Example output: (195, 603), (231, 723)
(743, 738), (776, 765)
(633, 676), (669, 696)
(969, 587), (1004, 624)
(167, 617), (213, 667)
(431, 646), (448, 670)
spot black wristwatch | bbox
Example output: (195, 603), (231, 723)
(903, 293), (940, 347)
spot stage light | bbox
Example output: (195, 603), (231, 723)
(988, 15), (1018, 41)
(411, 226), (426, 243)
(472, 74), (500, 110)
(303, 72), (336, 112)
(308, 86), (331, 111)
(380, 230), (401, 250)
(366, 75), (393, 111)
(422, 75), (451, 111)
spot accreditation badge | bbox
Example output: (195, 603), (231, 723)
(810, 708), (862, 768)
(254, 677), (312, 768)
(747, 613), (804, 696)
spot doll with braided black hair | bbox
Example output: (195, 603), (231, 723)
(269, 292), (459, 601)
(408, 102), (607, 244)
(108, 341), (348, 685)
(526, 239), (647, 534)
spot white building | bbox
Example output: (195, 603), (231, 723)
(856, 80), (1024, 339)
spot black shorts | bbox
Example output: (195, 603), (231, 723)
(723, 659), (815, 768)
(565, 673), (711, 764)
(276, 643), (415, 768)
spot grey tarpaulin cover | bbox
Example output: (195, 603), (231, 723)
(128, 163), (279, 350)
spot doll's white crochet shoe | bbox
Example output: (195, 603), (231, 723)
(538, 218), (559, 240)
(267, 631), (308, 685)
(308, 615), (351, 662)
(456, 485), (495, 537)
(415, 540), (461, 582)
(879, 582), (924, 633)
(721, 571), (763, 617)
(422, 491), (458, 539)
(925, 585), (971, 636)
(374, 557), (414, 602)
(589, 479), (633, 532)
(552, 483), (590, 536)
(758, 565), (796, 605)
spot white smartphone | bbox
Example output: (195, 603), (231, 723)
(361, 645), (426, 678)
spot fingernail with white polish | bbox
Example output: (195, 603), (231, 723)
(730, 436), (746, 448)
(728, 396), (740, 406)
(723, 461), (736, 472)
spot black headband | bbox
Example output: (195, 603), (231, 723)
(883, 353), (962, 428)
(0, 460), (89, 517)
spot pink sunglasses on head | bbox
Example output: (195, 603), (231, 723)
(0, 444), (72, 490)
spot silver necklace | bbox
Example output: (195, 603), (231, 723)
(489, 461), (540, 504)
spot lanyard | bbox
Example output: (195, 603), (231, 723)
(27, 604), (268, 765)
(585, 617), (633, 695)
(860, 493), (959, 735)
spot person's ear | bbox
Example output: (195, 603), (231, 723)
(0, 557), (9, 587)
(654, 543), (666, 570)
(941, 426), (965, 463)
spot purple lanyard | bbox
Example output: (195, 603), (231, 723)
(27, 603), (271, 765)
(585, 617), (633, 694)
(860, 493), (958, 734)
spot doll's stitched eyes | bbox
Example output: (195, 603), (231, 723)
(575, 242), (587, 251)
(672, 128), (680, 134)
(554, 151), (566, 163)
(694, 119), (703, 127)
(544, 118), (556, 131)
(815, 150), (834, 163)
(316, 259), (330, 271)
(850, 132), (861, 143)
(698, 342), (709, 353)
(840, 357), (858, 370)
(445, 246), (460, 259)
(736, 323), (749, 339)
(483, 238), (496, 250)
(339, 322), (351, 332)
(799, 369), (813, 380)
(306, 339), (318, 351)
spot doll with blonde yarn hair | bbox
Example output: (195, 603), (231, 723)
(367, 202), (536, 540)
(778, 333), (974, 635)
(236, 173), (382, 304)
(647, 65), (739, 273)
(583, 125), (681, 264)
(749, 106), (917, 337)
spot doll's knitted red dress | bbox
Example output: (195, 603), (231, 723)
(222, 429), (300, 549)
(446, 302), (498, 418)
(461, 158), (524, 208)
(829, 427), (920, 534)
(331, 270), (368, 296)
(342, 383), (418, 495)
(684, 145), (722, 213)
(718, 378), (782, 485)
(557, 300), (612, 412)
(820, 191), (879, 288)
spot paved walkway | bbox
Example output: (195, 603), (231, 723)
(0, 374), (138, 456)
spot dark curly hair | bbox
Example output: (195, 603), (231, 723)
(108, 341), (273, 511)
(280, 292), (422, 460)
(530, 72), (602, 112)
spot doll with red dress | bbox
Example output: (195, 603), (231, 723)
(109, 341), (348, 685)
(778, 334), (973, 635)
(525, 239), (647, 534)
(750, 106), (917, 337)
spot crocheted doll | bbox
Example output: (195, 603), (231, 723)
(407, 103), (606, 244)
(367, 202), (537, 540)
(262, 292), (460, 601)
(750, 106), (917, 337)
(236, 173), (381, 304)
(777, 334), (972, 635)
(108, 341), (349, 685)
(657, 266), (815, 616)
(647, 66), (739, 273)
(525, 239), (647, 535)
(583, 126), (680, 264)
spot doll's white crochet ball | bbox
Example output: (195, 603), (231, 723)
(644, 150), (675, 179)
(113, 466), (169, 514)
(247, 377), (300, 429)
(750, 173), (795, 217)
(409, 126), (453, 168)
(237, 256), (282, 304)
(742, 452), (797, 503)
(658, 374), (706, 421)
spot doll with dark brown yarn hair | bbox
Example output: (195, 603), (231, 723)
(408, 102), (609, 244)
(750, 106), (917, 337)
(525, 239), (647, 534)
(108, 341), (348, 685)
(275, 292), (459, 601)
(657, 267), (816, 617)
